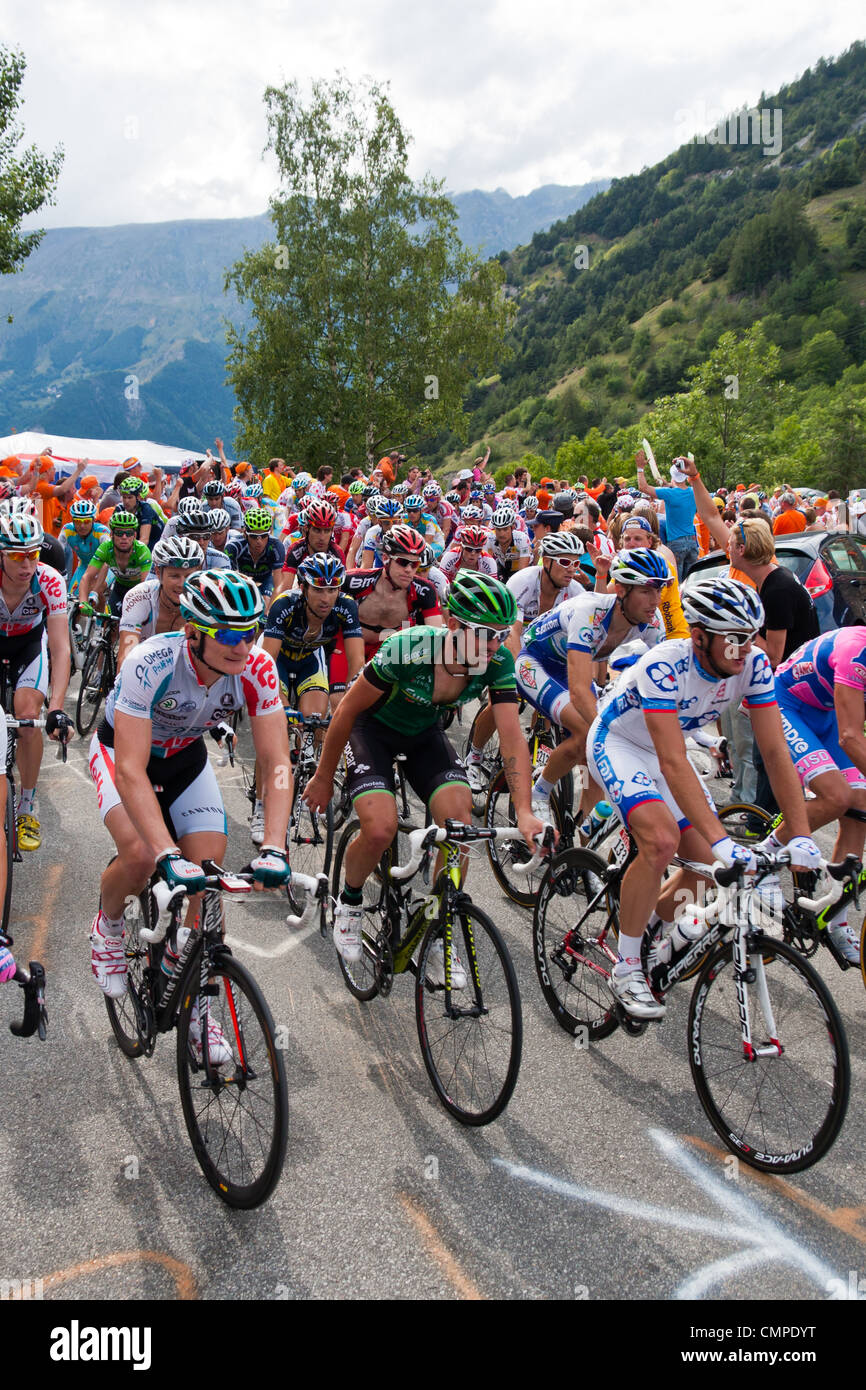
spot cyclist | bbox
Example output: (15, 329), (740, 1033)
(421, 482), (456, 546)
(345, 493), (385, 567)
(275, 500), (346, 595)
(516, 548), (668, 818)
(201, 509), (234, 568)
(87, 570), (293, 1062)
(115, 475), (166, 547)
(440, 525), (498, 583)
(488, 506), (532, 582)
(463, 530), (587, 793)
(345, 524), (442, 659)
(402, 495), (446, 557)
(357, 497), (404, 568)
(419, 542), (449, 605)
(587, 577), (819, 1020)
(117, 536), (204, 666)
(0, 510), (72, 851)
(224, 508), (286, 610)
(59, 500), (110, 595)
(303, 571), (548, 975)
(78, 510), (152, 619)
(203, 477), (243, 531)
(760, 626), (866, 962)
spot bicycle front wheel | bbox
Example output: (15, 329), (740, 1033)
(485, 768), (564, 908)
(415, 900), (522, 1125)
(75, 644), (106, 736)
(105, 888), (157, 1059)
(533, 847), (620, 1040)
(330, 818), (391, 1001)
(176, 952), (288, 1208)
(689, 936), (850, 1173)
(286, 779), (333, 914)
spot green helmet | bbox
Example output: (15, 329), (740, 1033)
(109, 509), (139, 532)
(348, 480), (366, 496)
(446, 571), (517, 628)
(119, 476), (142, 495)
(243, 507), (273, 533)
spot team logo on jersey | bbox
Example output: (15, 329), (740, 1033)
(157, 696), (178, 711)
(680, 696), (698, 709)
(517, 660), (537, 691)
(851, 662), (866, 683)
(646, 661), (677, 694)
(630, 771), (652, 788)
(578, 628), (595, 646)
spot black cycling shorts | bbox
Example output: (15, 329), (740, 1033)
(346, 713), (468, 808)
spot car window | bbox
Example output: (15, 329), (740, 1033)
(776, 552), (808, 575)
(825, 538), (866, 573)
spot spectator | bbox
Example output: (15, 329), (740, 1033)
(772, 493), (807, 535)
(636, 452), (698, 579)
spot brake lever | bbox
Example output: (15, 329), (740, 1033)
(10, 962), (47, 1040)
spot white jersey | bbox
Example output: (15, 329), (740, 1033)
(0, 563), (66, 638)
(119, 579), (161, 639)
(488, 529), (533, 578)
(425, 564), (449, 604)
(440, 548), (498, 582)
(523, 592), (664, 670)
(594, 637), (776, 750)
(506, 567), (584, 626)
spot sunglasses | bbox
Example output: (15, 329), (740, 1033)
(461, 622), (510, 644)
(716, 631), (753, 651)
(7, 549), (40, 564)
(193, 623), (258, 647)
(552, 557), (582, 569)
(391, 557), (421, 569)
(461, 546), (484, 554)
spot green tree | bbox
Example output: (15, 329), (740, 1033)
(798, 330), (848, 386)
(226, 75), (512, 470)
(0, 47), (63, 279)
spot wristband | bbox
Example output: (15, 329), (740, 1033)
(155, 848), (180, 864)
(260, 846), (287, 858)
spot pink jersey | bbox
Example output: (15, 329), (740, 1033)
(775, 627), (866, 711)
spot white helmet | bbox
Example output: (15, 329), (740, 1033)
(540, 531), (585, 558)
(682, 577), (765, 633)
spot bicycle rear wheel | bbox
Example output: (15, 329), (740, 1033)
(485, 767), (564, 908)
(330, 819), (391, 1001)
(75, 644), (106, 736)
(415, 899), (522, 1125)
(533, 847), (620, 1039)
(176, 952), (288, 1208)
(105, 888), (157, 1059)
(717, 803), (774, 845)
(689, 936), (850, 1173)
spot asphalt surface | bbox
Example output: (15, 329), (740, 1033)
(1, 697), (864, 1303)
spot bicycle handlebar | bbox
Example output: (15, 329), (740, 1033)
(9, 960), (47, 1040)
(5, 715), (69, 763)
(389, 821), (555, 882)
(141, 866), (329, 942)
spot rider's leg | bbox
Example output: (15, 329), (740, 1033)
(100, 804), (157, 920)
(774, 771), (866, 858)
(176, 828), (229, 932)
(341, 792), (398, 892)
(617, 802), (680, 964)
(654, 825), (716, 928)
(13, 684), (45, 822)
(428, 781), (474, 884)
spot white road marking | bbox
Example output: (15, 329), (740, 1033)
(224, 920), (320, 958)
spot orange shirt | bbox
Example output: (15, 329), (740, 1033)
(35, 480), (64, 536)
(695, 517), (712, 557)
(773, 510), (807, 535)
(378, 456), (396, 487)
(587, 483), (606, 500)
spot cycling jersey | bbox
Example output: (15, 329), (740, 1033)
(119, 579), (163, 640)
(506, 566), (583, 626)
(0, 563), (67, 638)
(103, 631), (282, 757)
(263, 589), (361, 659)
(523, 592), (664, 673)
(488, 529), (532, 581)
(365, 624), (517, 737)
(439, 548), (498, 582)
(88, 538), (152, 590)
(281, 538), (346, 575)
(60, 521), (111, 589)
(224, 535), (286, 593)
(344, 568), (441, 658)
(774, 628), (866, 711)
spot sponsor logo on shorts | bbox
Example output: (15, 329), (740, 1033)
(630, 771), (653, 787)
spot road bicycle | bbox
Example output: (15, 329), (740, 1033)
(533, 840), (850, 1173)
(105, 858), (327, 1207)
(329, 818), (549, 1124)
(67, 596), (91, 673)
(75, 612), (118, 736)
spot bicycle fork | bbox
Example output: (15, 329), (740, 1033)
(732, 924), (782, 1061)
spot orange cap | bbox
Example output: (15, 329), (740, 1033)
(80, 474), (100, 491)
(38, 454), (54, 474)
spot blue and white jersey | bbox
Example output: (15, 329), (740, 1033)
(523, 592), (664, 674)
(595, 637), (777, 747)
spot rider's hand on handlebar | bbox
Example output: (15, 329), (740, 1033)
(45, 709), (72, 743)
(785, 835), (822, 871)
(711, 835), (756, 872)
(250, 847), (291, 891)
(518, 809), (557, 855)
(155, 850), (207, 894)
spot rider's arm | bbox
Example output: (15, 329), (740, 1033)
(635, 451), (658, 501)
(344, 635), (364, 683)
(492, 699), (536, 821)
(261, 635), (282, 664)
(249, 708), (293, 852)
(644, 709), (725, 846)
(834, 681), (866, 777)
(113, 711), (182, 859)
(117, 630), (140, 666)
(566, 649), (598, 726)
(679, 458), (730, 551)
(79, 560), (108, 606)
(747, 701), (811, 839)
(138, 520), (152, 547)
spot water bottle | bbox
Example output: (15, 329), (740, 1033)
(579, 801), (613, 841)
(652, 912), (704, 967)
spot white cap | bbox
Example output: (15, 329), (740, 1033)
(670, 464), (688, 483)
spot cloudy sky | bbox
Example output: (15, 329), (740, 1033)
(6, 0), (864, 229)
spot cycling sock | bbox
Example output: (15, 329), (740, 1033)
(827, 902), (848, 929)
(98, 909), (125, 937)
(533, 775), (555, 799)
(615, 932), (644, 973)
(467, 746), (483, 763)
(341, 885), (363, 907)
(17, 788), (35, 816)
(764, 830), (784, 852)
(253, 798), (263, 815)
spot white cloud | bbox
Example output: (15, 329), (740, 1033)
(5, 0), (864, 227)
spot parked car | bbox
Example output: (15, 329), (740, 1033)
(683, 531), (866, 633)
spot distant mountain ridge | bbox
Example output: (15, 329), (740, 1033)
(0, 181), (609, 451)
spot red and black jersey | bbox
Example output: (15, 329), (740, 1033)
(344, 567), (442, 659)
(281, 538), (346, 574)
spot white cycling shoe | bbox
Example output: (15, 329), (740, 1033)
(189, 1000), (233, 1067)
(608, 966), (665, 1020)
(249, 803), (265, 847)
(425, 938), (466, 990)
(90, 917), (128, 998)
(829, 921), (860, 965)
(466, 761), (487, 795)
(333, 900), (364, 963)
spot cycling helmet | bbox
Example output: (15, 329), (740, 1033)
(69, 499), (97, 520)
(0, 510), (43, 551)
(207, 508), (232, 532)
(491, 505), (516, 528)
(420, 544), (434, 568)
(292, 472), (312, 491)
(361, 485), (380, 501)
(523, 495), (539, 512)
(203, 479), (226, 498)
(108, 510), (139, 532)
(446, 571), (517, 628)
(456, 525), (489, 549)
(382, 524), (426, 558)
(348, 480), (366, 496)
(243, 507), (273, 533)
(178, 495), (207, 518)
(682, 577), (765, 634)
(540, 531), (585, 558)
(391, 482), (409, 497)
(244, 481), (264, 500)
(377, 498), (403, 519)
(483, 483), (497, 495)
(460, 505), (484, 522)
(303, 501), (336, 530)
(226, 479), (245, 499)
(422, 483), (441, 501)
(297, 553), (346, 588)
(470, 489), (483, 501)
(445, 491), (461, 506)
(610, 549), (669, 586)
(151, 536), (204, 569)
(365, 495), (387, 517)
(119, 476), (141, 496)
(176, 510), (213, 537)
(404, 494), (424, 511)
(614, 494), (636, 513)
(180, 569), (264, 629)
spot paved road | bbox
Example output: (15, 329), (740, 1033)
(1, 705), (864, 1302)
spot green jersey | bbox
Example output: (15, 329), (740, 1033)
(366, 624), (517, 737)
(89, 538), (152, 589)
